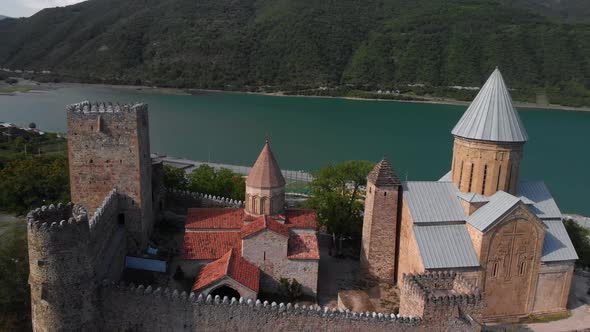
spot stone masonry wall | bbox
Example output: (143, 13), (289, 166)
(532, 261), (574, 314)
(242, 230), (319, 297)
(101, 283), (426, 332)
(397, 202), (425, 282)
(400, 272), (483, 331)
(67, 101), (152, 251)
(451, 137), (524, 196)
(361, 182), (400, 282)
(27, 204), (100, 332)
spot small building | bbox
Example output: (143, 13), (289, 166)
(180, 141), (320, 299)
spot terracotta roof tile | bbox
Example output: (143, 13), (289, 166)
(182, 232), (241, 260)
(241, 215), (289, 238)
(284, 209), (317, 229)
(246, 141), (286, 188)
(192, 249), (260, 292)
(287, 234), (320, 260)
(186, 208), (244, 229)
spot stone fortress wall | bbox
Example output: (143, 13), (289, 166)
(101, 282), (425, 332)
(400, 271), (483, 331)
(165, 189), (245, 213)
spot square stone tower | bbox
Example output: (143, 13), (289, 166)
(67, 101), (153, 251)
(360, 159), (402, 282)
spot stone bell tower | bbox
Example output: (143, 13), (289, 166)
(245, 140), (286, 217)
(360, 159), (402, 282)
(450, 68), (528, 196)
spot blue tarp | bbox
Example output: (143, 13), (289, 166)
(125, 256), (167, 273)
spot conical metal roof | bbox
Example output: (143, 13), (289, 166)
(246, 140), (286, 188)
(452, 68), (528, 143)
(367, 159), (401, 187)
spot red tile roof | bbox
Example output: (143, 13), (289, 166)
(284, 209), (317, 229)
(186, 208), (244, 230)
(192, 249), (260, 292)
(240, 216), (289, 239)
(182, 232), (241, 260)
(287, 234), (320, 260)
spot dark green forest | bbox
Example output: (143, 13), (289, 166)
(0, 0), (589, 106)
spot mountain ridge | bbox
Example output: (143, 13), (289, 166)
(0, 0), (589, 106)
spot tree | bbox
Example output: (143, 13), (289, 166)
(187, 165), (245, 201)
(278, 278), (303, 302)
(0, 155), (70, 215)
(564, 219), (590, 268)
(0, 222), (30, 330)
(305, 160), (374, 255)
(162, 165), (188, 191)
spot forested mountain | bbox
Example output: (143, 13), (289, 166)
(0, 15), (9, 20)
(0, 0), (589, 106)
(503, 0), (590, 23)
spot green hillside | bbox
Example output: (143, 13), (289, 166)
(0, 0), (589, 106)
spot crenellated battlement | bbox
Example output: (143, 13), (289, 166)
(27, 202), (89, 233)
(166, 189), (245, 210)
(100, 281), (424, 331)
(401, 271), (482, 305)
(89, 189), (119, 229)
(400, 271), (483, 329)
(66, 101), (147, 114)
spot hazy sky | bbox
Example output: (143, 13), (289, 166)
(2, 0), (86, 18)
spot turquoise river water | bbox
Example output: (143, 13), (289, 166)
(0, 84), (589, 215)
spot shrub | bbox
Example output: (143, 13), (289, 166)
(278, 278), (303, 302)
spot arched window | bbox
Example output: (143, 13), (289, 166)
(261, 197), (267, 215)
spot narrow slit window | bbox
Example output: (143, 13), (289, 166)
(496, 166), (502, 191)
(507, 165), (513, 191)
(468, 164), (474, 192)
(481, 165), (488, 195)
(459, 161), (464, 187)
(492, 262), (499, 278)
(519, 261), (526, 275)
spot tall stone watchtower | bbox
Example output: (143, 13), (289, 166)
(361, 159), (402, 282)
(245, 140), (286, 217)
(67, 101), (153, 251)
(450, 68), (528, 196)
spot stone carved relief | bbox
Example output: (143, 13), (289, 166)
(483, 213), (542, 318)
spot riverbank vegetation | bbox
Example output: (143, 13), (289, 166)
(0, 0), (589, 107)
(0, 127), (69, 215)
(564, 219), (590, 268)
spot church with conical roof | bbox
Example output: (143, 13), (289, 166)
(180, 140), (319, 299)
(362, 68), (577, 322)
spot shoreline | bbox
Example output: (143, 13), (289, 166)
(4, 81), (590, 112)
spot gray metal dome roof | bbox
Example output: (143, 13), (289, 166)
(451, 68), (528, 143)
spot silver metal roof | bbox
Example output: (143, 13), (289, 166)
(451, 68), (528, 143)
(403, 181), (466, 223)
(517, 181), (562, 219)
(467, 191), (521, 232)
(457, 192), (489, 204)
(542, 219), (579, 262)
(414, 224), (480, 269)
(438, 170), (452, 182)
